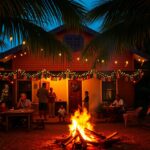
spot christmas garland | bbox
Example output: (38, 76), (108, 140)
(0, 69), (144, 84)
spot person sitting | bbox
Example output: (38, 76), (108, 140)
(58, 105), (66, 122)
(110, 95), (124, 108)
(109, 95), (125, 122)
(17, 93), (31, 109)
(13, 93), (31, 128)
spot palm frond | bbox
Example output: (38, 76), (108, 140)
(0, 0), (86, 56)
(0, 17), (71, 58)
(86, 0), (150, 58)
(51, 0), (87, 29)
(0, 39), (6, 49)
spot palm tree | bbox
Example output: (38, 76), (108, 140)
(0, 0), (86, 57)
(84, 0), (150, 59)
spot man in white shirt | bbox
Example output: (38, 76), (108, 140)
(111, 95), (124, 107)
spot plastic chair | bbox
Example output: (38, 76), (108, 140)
(123, 107), (143, 127)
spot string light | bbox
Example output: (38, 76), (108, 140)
(138, 58), (141, 62)
(114, 60), (118, 64)
(125, 61), (129, 65)
(24, 52), (27, 55)
(0, 69), (143, 84)
(4, 56), (8, 59)
(77, 57), (80, 61)
(97, 59), (100, 62)
(22, 41), (26, 45)
(59, 53), (62, 56)
(13, 55), (16, 58)
(85, 58), (88, 62)
(10, 36), (13, 41)
(101, 59), (105, 63)
(40, 48), (44, 51)
(142, 59), (145, 63)
(20, 53), (23, 56)
(125, 61), (129, 67)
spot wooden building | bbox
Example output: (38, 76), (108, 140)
(0, 26), (147, 113)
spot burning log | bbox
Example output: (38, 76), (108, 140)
(105, 132), (118, 141)
(54, 107), (121, 149)
(85, 128), (106, 140)
(86, 141), (100, 146)
(103, 132), (120, 148)
(76, 129), (87, 149)
(61, 134), (78, 147)
(55, 134), (72, 144)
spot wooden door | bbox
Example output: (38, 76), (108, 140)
(68, 80), (82, 113)
(32, 80), (41, 103)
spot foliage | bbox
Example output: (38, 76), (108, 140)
(0, 0), (86, 57)
(85, 0), (150, 60)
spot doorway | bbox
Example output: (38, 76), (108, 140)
(68, 80), (82, 113)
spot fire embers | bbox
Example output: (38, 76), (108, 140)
(55, 108), (120, 149)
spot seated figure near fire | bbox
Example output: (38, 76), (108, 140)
(17, 93), (31, 109)
(58, 105), (66, 122)
(109, 95), (125, 122)
(12, 93), (31, 128)
(110, 95), (124, 108)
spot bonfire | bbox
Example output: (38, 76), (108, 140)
(55, 107), (120, 149)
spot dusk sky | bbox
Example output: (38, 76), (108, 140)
(0, 0), (103, 52)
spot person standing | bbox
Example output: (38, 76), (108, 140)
(83, 91), (89, 112)
(37, 83), (49, 120)
(48, 88), (56, 117)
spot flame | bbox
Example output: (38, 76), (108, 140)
(69, 107), (94, 141)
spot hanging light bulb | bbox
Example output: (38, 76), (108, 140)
(59, 53), (62, 56)
(125, 61), (129, 65)
(125, 61), (129, 67)
(114, 60), (118, 64)
(101, 59), (105, 63)
(41, 48), (44, 51)
(13, 55), (16, 58)
(85, 58), (88, 62)
(77, 57), (80, 61)
(22, 41), (26, 45)
(20, 53), (23, 56)
(97, 59), (100, 62)
(142, 59), (145, 63)
(10, 36), (13, 41)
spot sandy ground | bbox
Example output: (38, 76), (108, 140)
(0, 123), (150, 150)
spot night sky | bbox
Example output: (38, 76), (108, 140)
(0, 0), (103, 52)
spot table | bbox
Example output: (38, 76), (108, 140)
(0, 109), (34, 131)
(102, 106), (124, 122)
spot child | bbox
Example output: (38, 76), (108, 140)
(58, 105), (66, 122)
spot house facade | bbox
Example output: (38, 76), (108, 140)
(0, 26), (145, 113)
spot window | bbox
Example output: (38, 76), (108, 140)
(17, 81), (32, 101)
(63, 34), (84, 51)
(102, 81), (116, 104)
